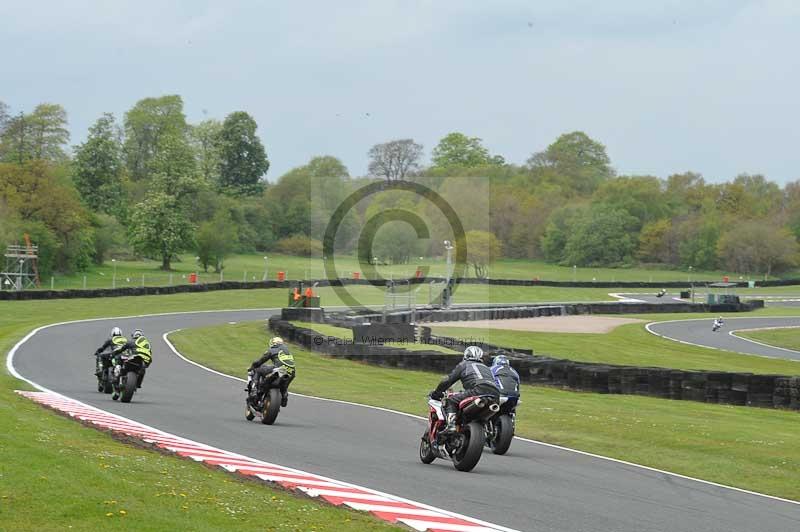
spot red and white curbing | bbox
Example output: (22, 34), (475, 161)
(16, 390), (516, 532)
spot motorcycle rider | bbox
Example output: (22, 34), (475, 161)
(429, 346), (500, 434)
(713, 316), (724, 331)
(491, 353), (520, 399)
(110, 329), (152, 400)
(247, 336), (296, 407)
(93, 327), (127, 378)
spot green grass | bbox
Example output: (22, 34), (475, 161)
(738, 327), (800, 352)
(29, 252), (773, 291)
(170, 320), (800, 502)
(430, 317), (800, 376)
(290, 321), (459, 354)
(0, 290), (399, 531)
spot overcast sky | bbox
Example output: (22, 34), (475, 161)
(2, 1), (799, 183)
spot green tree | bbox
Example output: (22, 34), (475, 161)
(371, 221), (421, 264)
(0, 104), (70, 163)
(562, 205), (638, 266)
(592, 175), (668, 230)
(465, 230), (502, 278)
(196, 210), (238, 272)
(717, 222), (799, 279)
(217, 111), (269, 194)
(190, 119), (223, 184)
(431, 132), (497, 168)
(637, 219), (672, 263)
(540, 204), (586, 263)
(527, 131), (613, 196)
(72, 113), (125, 214)
(129, 192), (194, 270)
(90, 213), (127, 265)
(124, 95), (194, 181)
(676, 216), (720, 270)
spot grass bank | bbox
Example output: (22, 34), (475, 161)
(738, 327), (800, 352)
(171, 320), (800, 502)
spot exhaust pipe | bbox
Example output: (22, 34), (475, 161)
(461, 397), (489, 417)
(489, 402), (500, 413)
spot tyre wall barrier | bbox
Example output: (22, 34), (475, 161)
(270, 315), (799, 412)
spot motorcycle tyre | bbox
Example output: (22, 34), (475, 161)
(452, 421), (485, 472)
(121, 370), (138, 403)
(419, 429), (436, 464)
(490, 414), (514, 455)
(261, 388), (281, 425)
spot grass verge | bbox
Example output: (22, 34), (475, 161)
(738, 327), (800, 352)
(171, 320), (800, 502)
(0, 290), (398, 531)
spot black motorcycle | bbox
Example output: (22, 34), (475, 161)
(485, 395), (518, 455)
(420, 392), (500, 472)
(113, 350), (147, 403)
(245, 367), (289, 425)
(93, 351), (115, 394)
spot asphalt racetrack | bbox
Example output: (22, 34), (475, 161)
(12, 310), (800, 532)
(648, 316), (800, 361)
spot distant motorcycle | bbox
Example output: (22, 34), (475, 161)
(245, 367), (289, 425)
(93, 350), (114, 394)
(712, 318), (724, 332)
(656, 289), (667, 298)
(113, 350), (147, 403)
(485, 395), (518, 455)
(419, 392), (500, 472)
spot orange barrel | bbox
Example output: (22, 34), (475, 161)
(189, 272), (197, 284)
(353, 271), (360, 280)
(415, 268), (423, 278)
(277, 271), (286, 281)
(723, 275), (729, 283)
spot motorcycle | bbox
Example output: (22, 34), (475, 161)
(245, 367), (289, 425)
(113, 350), (147, 403)
(656, 289), (667, 298)
(419, 392), (500, 472)
(712, 320), (723, 332)
(93, 351), (115, 394)
(485, 395), (518, 455)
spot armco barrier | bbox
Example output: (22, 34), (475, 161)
(2, 271), (796, 300)
(270, 314), (800, 412)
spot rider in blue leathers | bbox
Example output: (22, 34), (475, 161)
(491, 353), (520, 403)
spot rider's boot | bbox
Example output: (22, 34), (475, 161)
(441, 412), (457, 434)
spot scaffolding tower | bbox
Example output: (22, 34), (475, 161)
(2, 236), (40, 290)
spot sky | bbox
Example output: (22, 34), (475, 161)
(2, 0), (799, 183)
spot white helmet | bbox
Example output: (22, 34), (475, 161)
(132, 329), (143, 339)
(463, 346), (484, 362)
(111, 326), (122, 337)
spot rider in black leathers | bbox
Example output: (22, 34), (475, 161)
(248, 336), (296, 407)
(430, 346), (500, 433)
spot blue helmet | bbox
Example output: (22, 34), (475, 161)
(493, 355), (510, 367)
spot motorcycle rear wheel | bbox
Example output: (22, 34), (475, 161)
(452, 421), (485, 472)
(489, 414), (514, 455)
(121, 370), (138, 403)
(261, 388), (281, 425)
(419, 430), (436, 464)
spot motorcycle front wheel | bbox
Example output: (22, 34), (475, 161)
(419, 429), (436, 464)
(452, 421), (485, 472)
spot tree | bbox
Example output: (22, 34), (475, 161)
(527, 131), (613, 196)
(371, 221), (421, 264)
(717, 222), (799, 279)
(217, 111), (269, 194)
(465, 230), (502, 278)
(592, 175), (668, 230)
(562, 205), (638, 266)
(196, 210), (238, 272)
(0, 101), (9, 134)
(0, 104), (70, 163)
(637, 219), (672, 263)
(72, 113), (125, 214)
(676, 216), (720, 270)
(129, 192), (194, 270)
(90, 213), (127, 265)
(123, 95), (194, 181)
(190, 119), (223, 184)
(431, 132), (495, 168)
(367, 139), (423, 182)
(540, 204), (586, 263)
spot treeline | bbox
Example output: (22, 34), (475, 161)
(1, 96), (799, 279)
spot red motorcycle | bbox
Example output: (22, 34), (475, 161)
(419, 392), (500, 472)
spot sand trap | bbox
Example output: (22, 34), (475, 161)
(431, 315), (645, 334)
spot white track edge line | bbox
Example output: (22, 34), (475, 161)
(160, 329), (800, 508)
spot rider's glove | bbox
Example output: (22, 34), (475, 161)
(430, 390), (444, 400)
(247, 370), (254, 376)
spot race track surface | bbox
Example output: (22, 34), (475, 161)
(13, 310), (800, 532)
(648, 316), (800, 361)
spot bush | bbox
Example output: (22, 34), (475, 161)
(274, 235), (323, 257)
